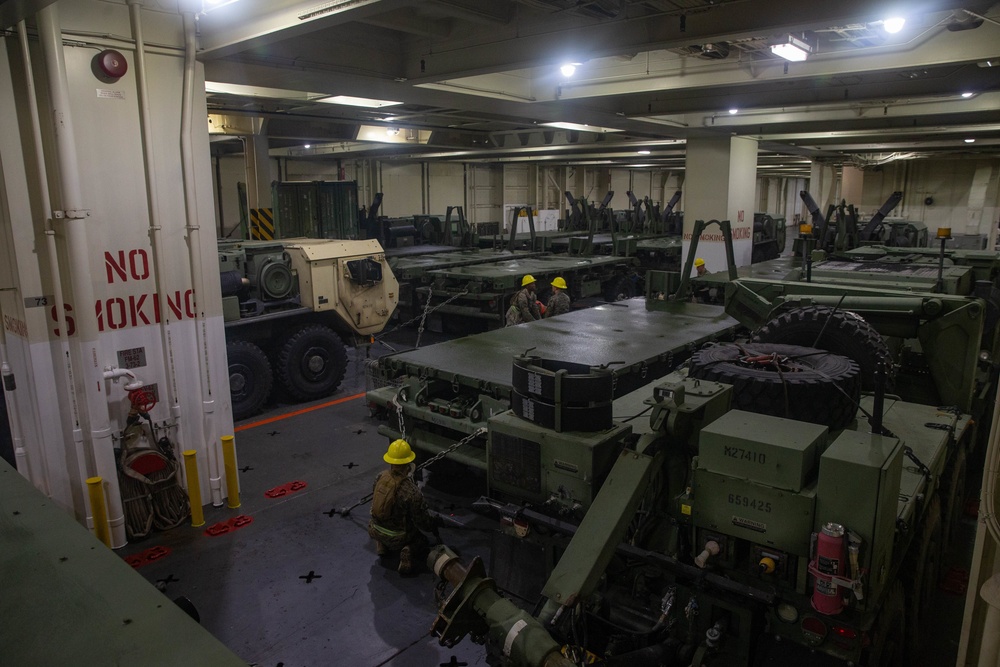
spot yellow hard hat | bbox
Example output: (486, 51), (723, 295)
(694, 258), (705, 268)
(384, 439), (415, 465)
(551, 276), (568, 290)
(521, 274), (536, 287)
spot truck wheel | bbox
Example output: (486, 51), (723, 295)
(904, 495), (942, 663)
(751, 305), (893, 392)
(688, 342), (860, 430)
(277, 324), (348, 402)
(863, 581), (905, 667)
(603, 275), (635, 302)
(227, 341), (273, 421)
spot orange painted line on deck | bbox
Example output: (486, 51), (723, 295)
(235, 392), (366, 432)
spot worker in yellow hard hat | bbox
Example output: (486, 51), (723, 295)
(545, 276), (571, 318)
(368, 439), (439, 575)
(694, 257), (708, 277)
(505, 274), (542, 326)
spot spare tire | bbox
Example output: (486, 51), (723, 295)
(689, 342), (860, 430)
(751, 306), (892, 392)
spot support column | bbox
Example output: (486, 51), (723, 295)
(244, 123), (271, 209)
(842, 165), (865, 206)
(683, 135), (757, 269)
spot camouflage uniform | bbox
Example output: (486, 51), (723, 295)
(368, 466), (435, 570)
(505, 287), (541, 326)
(545, 291), (570, 318)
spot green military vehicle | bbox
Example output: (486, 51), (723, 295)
(367, 220), (999, 665)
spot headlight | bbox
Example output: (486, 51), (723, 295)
(776, 602), (799, 623)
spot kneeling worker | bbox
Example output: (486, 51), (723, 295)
(545, 276), (571, 318)
(368, 439), (439, 575)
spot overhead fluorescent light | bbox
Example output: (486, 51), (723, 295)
(637, 150), (651, 155)
(729, 108), (739, 115)
(961, 92), (975, 98)
(770, 35), (811, 62)
(315, 95), (402, 108)
(965, 138), (976, 143)
(560, 62), (581, 77)
(203, 0), (239, 12)
(541, 122), (622, 133)
(883, 17), (906, 34)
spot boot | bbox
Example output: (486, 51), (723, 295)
(398, 546), (413, 575)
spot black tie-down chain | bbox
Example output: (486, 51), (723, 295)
(903, 446), (932, 478)
(374, 287), (471, 349)
(333, 427), (487, 517)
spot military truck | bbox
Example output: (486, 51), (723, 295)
(220, 238), (397, 420)
(367, 221), (998, 665)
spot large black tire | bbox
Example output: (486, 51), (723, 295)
(863, 582), (905, 667)
(752, 306), (893, 392)
(277, 324), (349, 402)
(227, 340), (273, 421)
(603, 275), (636, 302)
(904, 495), (942, 664)
(688, 342), (860, 430)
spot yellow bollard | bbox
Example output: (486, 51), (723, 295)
(221, 435), (240, 509)
(183, 450), (205, 527)
(86, 476), (112, 548)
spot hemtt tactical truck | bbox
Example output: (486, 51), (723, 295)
(220, 238), (397, 419)
(367, 231), (998, 665)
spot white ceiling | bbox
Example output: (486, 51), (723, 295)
(111, 1), (1000, 174)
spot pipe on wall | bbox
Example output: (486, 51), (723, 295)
(37, 3), (126, 547)
(126, 0), (181, 431)
(180, 8), (223, 507)
(15, 18), (77, 499)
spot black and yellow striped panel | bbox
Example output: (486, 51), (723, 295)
(249, 208), (274, 240)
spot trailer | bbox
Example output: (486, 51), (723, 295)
(366, 222), (1000, 666)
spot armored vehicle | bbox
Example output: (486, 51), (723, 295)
(220, 238), (397, 420)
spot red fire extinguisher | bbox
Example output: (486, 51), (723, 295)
(811, 522), (846, 615)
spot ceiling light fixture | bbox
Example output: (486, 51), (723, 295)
(541, 121), (622, 133)
(965, 138), (976, 143)
(304, 144), (311, 149)
(770, 35), (811, 62)
(961, 92), (975, 98)
(560, 62), (581, 77)
(883, 17), (906, 34)
(315, 95), (402, 108)
(203, 0), (239, 12)
(637, 150), (651, 155)
(729, 108), (739, 115)
(386, 127), (400, 136)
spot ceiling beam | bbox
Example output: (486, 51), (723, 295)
(198, 0), (418, 59)
(400, 0), (975, 82)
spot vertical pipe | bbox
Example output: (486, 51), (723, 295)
(126, 0), (180, 425)
(86, 477), (111, 547)
(221, 435), (240, 508)
(37, 4), (126, 547)
(183, 450), (205, 527)
(179, 8), (223, 506)
(214, 155), (224, 238)
(18, 18), (71, 498)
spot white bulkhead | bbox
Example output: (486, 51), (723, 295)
(0, 0), (234, 546)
